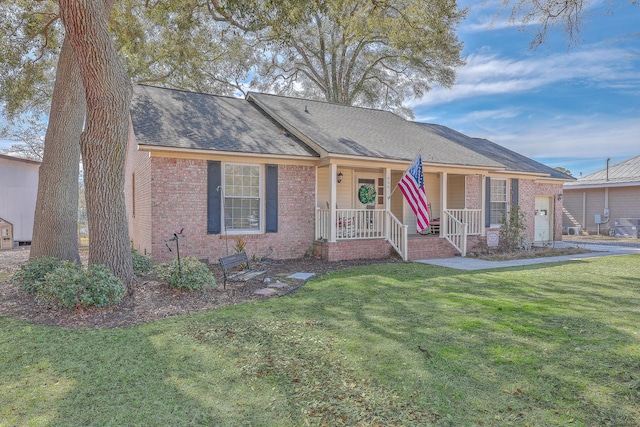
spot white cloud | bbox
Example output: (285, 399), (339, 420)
(412, 46), (639, 108)
(452, 114), (640, 161)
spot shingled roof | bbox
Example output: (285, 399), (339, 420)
(130, 85), (318, 158)
(416, 123), (574, 180)
(131, 85), (570, 180)
(564, 155), (640, 188)
(247, 92), (503, 168)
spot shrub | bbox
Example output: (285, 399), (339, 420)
(13, 257), (66, 293)
(498, 204), (527, 252)
(38, 262), (126, 309)
(234, 238), (246, 253)
(132, 247), (154, 275)
(155, 257), (216, 291)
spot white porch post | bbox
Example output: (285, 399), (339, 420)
(329, 163), (337, 242)
(384, 167), (391, 237)
(480, 175), (487, 235)
(440, 172), (448, 236)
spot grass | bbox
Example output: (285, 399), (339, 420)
(1, 255), (639, 426)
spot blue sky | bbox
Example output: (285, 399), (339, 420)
(412, 0), (640, 177)
(2, 2), (638, 177)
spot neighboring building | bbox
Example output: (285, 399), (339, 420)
(126, 85), (572, 263)
(0, 154), (40, 248)
(563, 155), (640, 236)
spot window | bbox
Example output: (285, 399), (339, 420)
(224, 164), (261, 231)
(490, 179), (508, 225)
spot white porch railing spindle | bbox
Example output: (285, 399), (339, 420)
(387, 212), (407, 261)
(316, 208), (330, 240)
(446, 209), (481, 235)
(444, 210), (468, 257)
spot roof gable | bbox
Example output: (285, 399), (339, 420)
(131, 85), (570, 180)
(247, 92), (503, 168)
(130, 85), (318, 158)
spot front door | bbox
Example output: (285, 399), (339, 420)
(356, 178), (377, 209)
(534, 196), (552, 242)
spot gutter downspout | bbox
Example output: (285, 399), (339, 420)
(582, 192), (586, 231)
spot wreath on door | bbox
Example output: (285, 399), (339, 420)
(358, 184), (377, 204)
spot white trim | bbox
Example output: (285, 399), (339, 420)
(222, 162), (263, 234)
(564, 181), (640, 190)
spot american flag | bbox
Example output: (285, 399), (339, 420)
(398, 154), (430, 232)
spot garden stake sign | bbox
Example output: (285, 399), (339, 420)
(165, 228), (185, 276)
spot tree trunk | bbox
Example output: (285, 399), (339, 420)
(30, 37), (84, 263)
(59, 0), (134, 284)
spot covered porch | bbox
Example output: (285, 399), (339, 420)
(314, 163), (484, 260)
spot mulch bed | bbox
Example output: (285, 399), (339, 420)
(0, 247), (401, 329)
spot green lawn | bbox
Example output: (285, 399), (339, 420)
(1, 255), (639, 426)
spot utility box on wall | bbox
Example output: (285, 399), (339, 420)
(614, 218), (640, 238)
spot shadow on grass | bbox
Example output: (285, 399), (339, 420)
(1, 255), (638, 426)
(273, 255), (640, 425)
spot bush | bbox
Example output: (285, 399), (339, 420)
(132, 247), (154, 275)
(38, 262), (126, 309)
(13, 257), (66, 293)
(155, 257), (216, 291)
(498, 204), (527, 252)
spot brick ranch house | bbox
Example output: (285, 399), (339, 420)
(126, 85), (573, 264)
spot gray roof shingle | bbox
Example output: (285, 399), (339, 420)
(416, 123), (574, 180)
(131, 85), (571, 180)
(130, 85), (318, 158)
(248, 92), (503, 168)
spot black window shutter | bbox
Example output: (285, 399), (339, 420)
(207, 161), (221, 234)
(511, 178), (519, 206)
(485, 177), (491, 228)
(265, 164), (278, 233)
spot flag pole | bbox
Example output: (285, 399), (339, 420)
(388, 150), (422, 199)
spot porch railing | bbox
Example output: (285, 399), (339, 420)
(388, 212), (408, 261)
(316, 208), (385, 240)
(444, 210), (468, 257)
(445, 209), (482, 235)
(315, 208), (331, 241)
(316, 207), (477, 259)
(315, 208), (408, 260)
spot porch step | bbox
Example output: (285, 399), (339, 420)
(406, 236), (457, 260)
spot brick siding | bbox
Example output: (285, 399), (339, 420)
(314, 239), (393, 262)
(518, 180), (564, 242)
(142, 158), (316, 263)
(465, 175), (482, 209)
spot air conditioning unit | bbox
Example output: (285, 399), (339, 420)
(567, 227), (581, 236)
(614, 218), (640, 238)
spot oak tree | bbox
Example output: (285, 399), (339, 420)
(210, 0), (466, 117)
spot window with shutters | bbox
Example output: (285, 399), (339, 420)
(224, 163), (261, 232)
(490, 178), (508, 226)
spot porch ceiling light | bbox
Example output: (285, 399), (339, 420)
(337, 171), (343, 183)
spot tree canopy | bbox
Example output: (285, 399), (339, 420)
(210, 0), (466, 117)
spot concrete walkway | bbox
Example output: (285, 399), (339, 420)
(416, 241), (640, 271)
